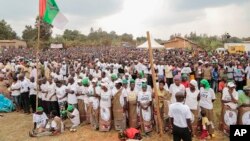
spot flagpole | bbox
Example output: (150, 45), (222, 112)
(146, 31), (164, 138)
(35, 7), (41, 111)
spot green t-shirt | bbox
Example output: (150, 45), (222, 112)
(238, 93), (250, 106)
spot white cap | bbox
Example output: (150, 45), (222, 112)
(77, 79), (82, 83)
(92, 78), (98, 83)
(198, 60), (203, 64)
(125, 73), (129, 76)
(228, 82), (236, 88)
(115, 79), (122, 84)
(101, 82), (108, 88)
(141, 78), (147, 83)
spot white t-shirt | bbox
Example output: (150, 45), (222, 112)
(11, 81), (21, 96)
(56, 85), (67, 102)
(185, 88), (199, 110)
(29, 81), (37, 95)
(67, 83), (78, 104)
(47, 83), (57, 101)
(157, 65), (165, 76)
(93, 70), (101, 78)
(245, 66), (250, 79)
(169, 84), (185, 103)
(54, 74), (64, 81)
(100, 90), (112, 108)
(70, 109), (80, 127)
(137, 91), (152, 104)
(33, 112), (48, 128)
(76, 85), (84, 100)
(20, 78), (30, 93)
(222, 87), (238, 109)
(40, 82), (49, 101)
(169, 102), (192, 128)
(109, 81), (115, 91)
(181, 67), (192, 74)
(199, 87), (216, 110)
(60, 64), (67, 76)
(135, 78), (143, 91)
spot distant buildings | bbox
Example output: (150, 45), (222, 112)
(0, 40), (27, 48)
(164, 36), (199, 49)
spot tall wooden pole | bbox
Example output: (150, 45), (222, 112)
(146, 31), (164, 137)
(35, 14), (41, 110)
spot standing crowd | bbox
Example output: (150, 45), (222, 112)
(0, 47), (250, 141)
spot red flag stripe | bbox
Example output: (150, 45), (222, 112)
(39, 0), (46, 18)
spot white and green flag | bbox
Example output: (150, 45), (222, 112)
(43, 0), (68, 29)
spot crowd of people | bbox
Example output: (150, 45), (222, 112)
(0, 47), (250, 140)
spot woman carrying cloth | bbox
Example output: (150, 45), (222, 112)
(238, 86), (250, 125)
(112, 79), (127, 131)
(185, 80), (200, 135)
(99, 82), (112, 132)
(137, 82), (153, 134)
(127, 79), (138, 128)
(153, 80), (170, 132)
(221, 82), (238, 135)
(88, 78), (100, 130)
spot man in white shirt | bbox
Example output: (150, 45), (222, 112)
(55, 80), (67, 118)
(66, 77), (78, 108)
(181, 63), (192, 75)
(60, 62), (67, 78)
(165, 63), (173, 87)
(29, 77), (37, 113)
(19, 74), (30, 114)
(10, 76), (21, 112)
(157, 63), (165, 81)
(169, 92), (192, 141)
(40, 78), (49, 114)
(169, 75), (185, 103)
(47, 78), (59, 116)
(245, 64), (250, 86)
(32, 107), (48, 131)
(66, 105), (80, 131)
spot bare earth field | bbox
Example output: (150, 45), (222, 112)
(0, 95), (229, 141)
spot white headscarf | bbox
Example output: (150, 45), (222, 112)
(190, 80), (198, 89)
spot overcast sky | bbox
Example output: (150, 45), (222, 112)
(0, 0), (249, 40)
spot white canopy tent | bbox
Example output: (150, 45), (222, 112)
(137, 38), (164, 49)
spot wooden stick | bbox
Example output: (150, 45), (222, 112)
(146, 31), (164, 137)
(35, 15), (41, 110)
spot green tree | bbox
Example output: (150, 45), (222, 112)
(120, 33), (133, 42)
(22, 25), (36, 41)
(22, 17), (52, 42)
(0, 19), (17, 40)
(63, 29), (81, 41)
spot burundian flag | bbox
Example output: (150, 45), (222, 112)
(39, 0), (68, 29)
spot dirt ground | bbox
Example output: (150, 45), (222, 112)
(0, 94), (229, 141)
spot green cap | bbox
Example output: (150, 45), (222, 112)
(111, 74), (117, 80)
(67, 105), (74, 112)
(82, 78), (89, 86)
(139, 71), (144, 78)
(36, 107), (43, 112)
(130, 79), (135, 84)
(142, 82), (147, 88)
(182, 74), (188, 78)
(122, 79), (128, 84)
